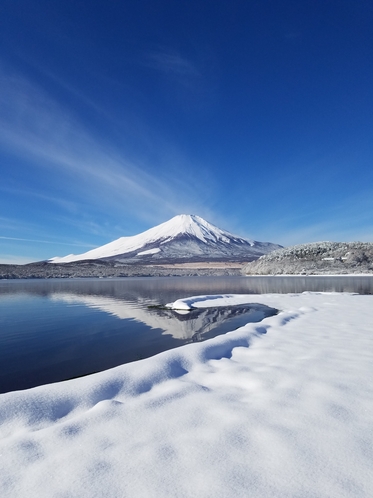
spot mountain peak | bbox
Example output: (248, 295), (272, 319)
(49, 214), (282, 264)
(149, 214), (246, 245)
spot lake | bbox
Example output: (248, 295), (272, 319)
(1, 275), (372, 394)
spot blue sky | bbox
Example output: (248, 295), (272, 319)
(1, 0), (372, 264)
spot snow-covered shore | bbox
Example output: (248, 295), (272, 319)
(1, 292), (372, 497)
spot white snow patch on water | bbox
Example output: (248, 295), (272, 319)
(1, 292), (372, 497)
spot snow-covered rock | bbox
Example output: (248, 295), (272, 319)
(50, 214), (282, 264)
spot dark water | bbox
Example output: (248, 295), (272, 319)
(1, 276), (372, 394)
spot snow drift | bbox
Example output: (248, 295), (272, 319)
(1, 292), (372, 497)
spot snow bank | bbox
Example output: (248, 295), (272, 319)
(1, 293), (372, 497)
(167, 293), (264, 310)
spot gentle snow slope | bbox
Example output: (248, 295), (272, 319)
(1, 293), (372, 497)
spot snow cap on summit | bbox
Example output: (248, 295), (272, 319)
(155, 214), (247, 244)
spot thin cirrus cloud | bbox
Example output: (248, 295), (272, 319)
(0, 65), (209, 225)
(144, 49), (203, 93)
(0, 236), (95, 247)
(254, 201), (373, 246)
(146, 49), (200, 77)
(0, 216), (96, 249)
(0, 254), (38, 265)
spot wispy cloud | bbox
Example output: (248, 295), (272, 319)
(0, 215), (51, 237)
(0, 254), (37, 265)
(254, 198), (373, 247)
(279, 224), (373, 247)
(0, 63), (211, 228)
(146, 49), (200, 77)
(0, 236), (95, 247)
(0, 185), (80, 213)
(143, 48), (205, 96)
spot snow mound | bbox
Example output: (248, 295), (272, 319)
(167, 294), (258, 310)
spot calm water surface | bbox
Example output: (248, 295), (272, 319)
(1, 275), (372, 394)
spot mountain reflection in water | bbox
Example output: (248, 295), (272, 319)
(50, 292), (276, 342)
(0, 278), (279, 394)
(154, 304), (276, 342)
(1, 275), (372, 394)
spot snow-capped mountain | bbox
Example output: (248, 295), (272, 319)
(49, 214), (282, 264)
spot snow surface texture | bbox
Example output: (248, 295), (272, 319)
(243, 241), (373, 275)
(1, 293), (373, 498)
(49, 214), (281, 264)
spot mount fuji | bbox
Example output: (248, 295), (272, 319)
(49, 214), (282, 264)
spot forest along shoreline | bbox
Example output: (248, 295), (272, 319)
(0, 261), (246, 279)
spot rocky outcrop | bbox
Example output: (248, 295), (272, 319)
(242, 242), (373, 275)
